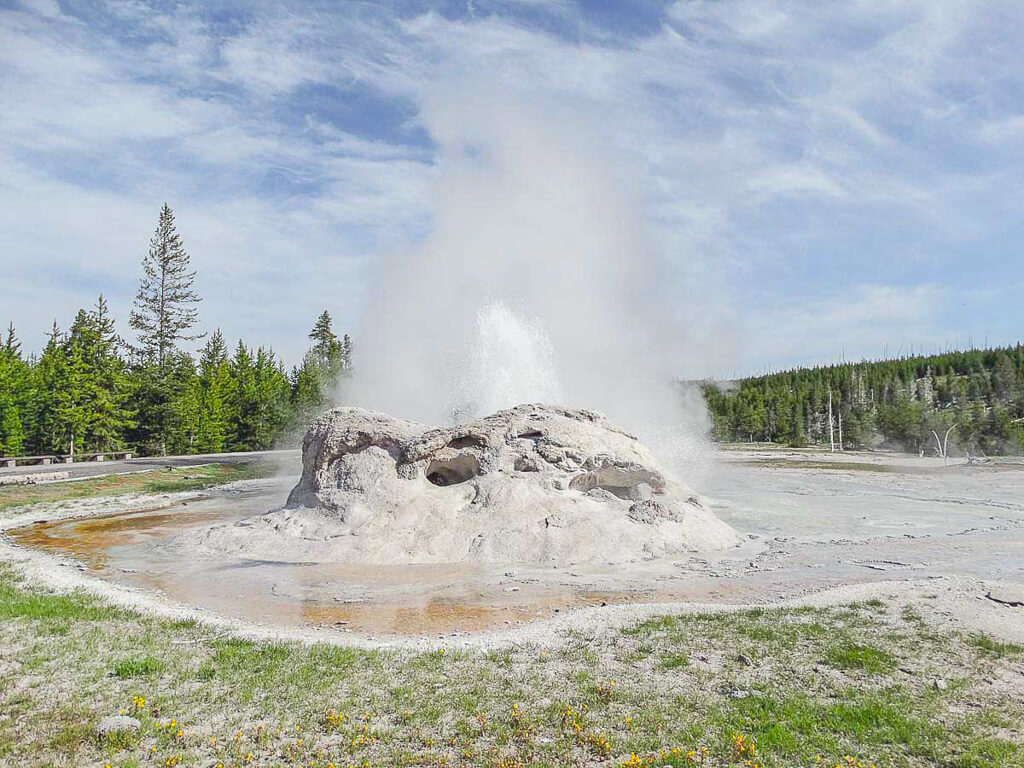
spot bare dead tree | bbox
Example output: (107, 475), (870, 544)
(827, 392), (835, 453)
(930, 424), (956, 466)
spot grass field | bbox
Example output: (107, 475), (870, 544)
(0, 463), (272, 513)
(0, 562), (1020, 768)
(744, 459), (902, 473)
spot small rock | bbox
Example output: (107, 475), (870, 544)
(97, 715), (140, 737)
(503, 586), (520, 592)
(504, 570), (519, 578)
(933, 679), (948, 691)
(586, 487), (620, 502)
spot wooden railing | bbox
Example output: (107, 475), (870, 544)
(0, 451), (134, 468)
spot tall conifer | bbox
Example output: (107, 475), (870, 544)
(130, 203), (203, 365)
(129, 204), (203, 455)
(0, 323), (26, 454)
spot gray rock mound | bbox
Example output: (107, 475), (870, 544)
(196, 404), (741, 565)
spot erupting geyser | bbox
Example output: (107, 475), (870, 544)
(184, 94), (742, 568)
(191, 404), (741, 566)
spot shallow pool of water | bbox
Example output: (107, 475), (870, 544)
(7, 482), (674, 634)
(8, 456), (1021, 635)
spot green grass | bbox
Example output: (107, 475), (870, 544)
(99, 726), (139, 752)
(658, 652), (689, 670)
(824, 642), (897, 674)
(747, 458), (901, 473)
(712, 690), (943, 756)
(0, 576), (121, 621)
(0, 563), (1020, 767)
(113, 656), (166, 679)
(967, 633), (1023, 657)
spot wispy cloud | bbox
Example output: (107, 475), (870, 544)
(1, 0), (1022, 374)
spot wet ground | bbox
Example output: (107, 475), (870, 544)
(7, 448), (1024, 636)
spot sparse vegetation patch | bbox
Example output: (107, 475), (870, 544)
(0, 462), (272, 513)
(0, 563), (1019, 767)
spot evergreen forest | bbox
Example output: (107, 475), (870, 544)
(0, 205), (351, 457)
(701, 347), (1024, 455)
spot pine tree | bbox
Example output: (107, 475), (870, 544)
(340, 334), (353, 374)
(0, 396), (23, 455)
(166, 354), (201, 454)
(229, 341), (257, 451)
(302, 310), (350, 403)
(22, 300), (133, 458)
(229, 341), (292, 451)
(31, 322), (68, 453)
(4, 323), (20, 356)
(0, 323), (27, 455)
(128, 204), (203, 455)
(251, 348), (290, 449)
(994, 353), (1016, 404)
(54, 322), (90, 457)
(309, 311), (337, 362)
(291, 352), (326, 410)
(130, 203), (203, 365)
(195, 330), (232, 453)
(68, 296), (133, 452)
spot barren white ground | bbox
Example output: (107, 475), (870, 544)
(1, 447), (1022, 650)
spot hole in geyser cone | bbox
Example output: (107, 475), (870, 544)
(447, 435), (487, 450)
(569, 467), (664, 501)
(426, 454), (480, 486)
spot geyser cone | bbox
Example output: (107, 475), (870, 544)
(191, 404), (741, 566)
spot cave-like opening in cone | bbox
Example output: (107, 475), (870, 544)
(426, 454), (480, 486)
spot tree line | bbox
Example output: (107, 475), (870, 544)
(701, 346), (1024, 455)
(0, 204), (352, 458)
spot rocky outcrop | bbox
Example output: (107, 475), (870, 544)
(267, 404), (741, 565)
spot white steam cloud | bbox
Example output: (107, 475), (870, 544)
(349, 86), (712, 477)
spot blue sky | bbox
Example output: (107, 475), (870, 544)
(2, 0), (1022, 377)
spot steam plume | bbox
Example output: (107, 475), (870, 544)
(349, 86), (711, 476)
